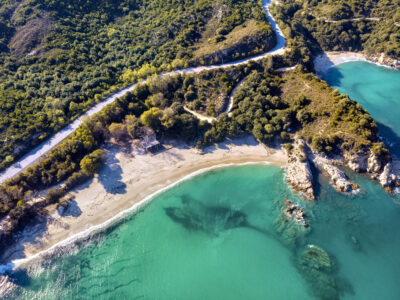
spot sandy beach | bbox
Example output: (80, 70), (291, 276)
(2, 136), (286, 268)
(314, 51), (368, 74)
(314, 51), (400, 75)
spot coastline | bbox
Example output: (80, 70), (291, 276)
(2, 136), (286, 270)
(314, 51), (400, 75)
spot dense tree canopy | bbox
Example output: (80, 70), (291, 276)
(0, 0), (273, 171)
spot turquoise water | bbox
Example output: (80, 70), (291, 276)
(322, 61), (400, 156)
(6, 62), (400, 299)
(10, 166), (315, 299)
(7, 165), (400, 300)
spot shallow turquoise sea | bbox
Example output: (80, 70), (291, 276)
(8, 62), (400, 299)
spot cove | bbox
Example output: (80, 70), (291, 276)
(6, 62), (400, 299)
(9, 166), (314, 299)
(322, 61), (400, 156)
(7, 164), (400, 300)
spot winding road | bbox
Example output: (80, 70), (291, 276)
(0, 0), (286, 184)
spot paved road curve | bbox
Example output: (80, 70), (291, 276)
(0, 0), (286, 184)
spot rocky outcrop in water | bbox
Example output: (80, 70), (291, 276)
(378, 162), (400, 192)
(345, 151), (400, 192)
(274, 198), (311, 249)
(313, 155), (359, 193)
(285, 140), (314, 200)
(322, 163), (359, 193)
(283, 199), (308, 227)
(284, 137), (400, 198)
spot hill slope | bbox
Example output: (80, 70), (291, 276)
(0, 0), (275, 171)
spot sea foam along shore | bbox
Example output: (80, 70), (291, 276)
(314, 51), (399, 75)
(0, 136), (286, 273)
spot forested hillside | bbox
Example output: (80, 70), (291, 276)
(0, 0), (274, 171)
(271, 0), (400, 67)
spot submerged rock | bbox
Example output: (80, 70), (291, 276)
(164, 196), (249, 235)
(297, 245), (340, 300)
(348, 234), (361, 252)
(300, 245), (333, 271)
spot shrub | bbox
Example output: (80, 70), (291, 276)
(140, 107), (163, 129)
(45, 188), (66, 204)
(80, 149), (106, 174)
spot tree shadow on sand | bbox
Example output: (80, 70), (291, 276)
(97, 152), (127, 195)
(200, 134), (282, 155)
(0, 199), (84, 265)
(57, 199), (82, 217)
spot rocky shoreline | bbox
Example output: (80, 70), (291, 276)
(284, 138), (400, 200)
(365, 53), (400, 70)
(285, 140), (314, 200)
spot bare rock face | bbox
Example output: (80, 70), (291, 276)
(344, 150), (399, 192)
(286, 140), (314, 200)
(367, 153), (383, 174)
(344, 152), (369, 173)
(322, 163), (358, 193)
(378, 162), (400, 192)
(379, 163), (394, 189)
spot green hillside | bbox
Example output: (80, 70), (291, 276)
(0, 0), (273, 170)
